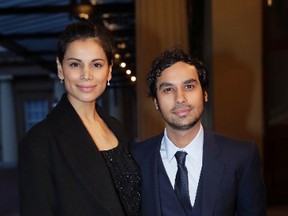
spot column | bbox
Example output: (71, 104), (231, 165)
(136, 0), (189, 140)
(0, 75), (17, 164)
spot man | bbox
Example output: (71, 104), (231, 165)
(130, 47), (266, 216)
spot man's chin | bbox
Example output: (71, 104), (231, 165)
(168, 121), (198, 131)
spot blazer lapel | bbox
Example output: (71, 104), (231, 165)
(201, 131), (224, 216)
(47, 95), (124, 216)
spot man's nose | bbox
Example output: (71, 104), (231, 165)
(176, 89), (186, 104)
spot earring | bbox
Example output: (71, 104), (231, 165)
(60, 79), (64, 84)
(107, 80), (110, 86)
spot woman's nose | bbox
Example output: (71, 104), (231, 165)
(81, 67), (93, 81)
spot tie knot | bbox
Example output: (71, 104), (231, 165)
(175, 151), (187, 165)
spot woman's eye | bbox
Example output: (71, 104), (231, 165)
(70, 62), (80, 67)
(93, 63), (102, 68)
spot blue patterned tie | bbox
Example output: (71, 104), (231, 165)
(174, 151), (192, 213)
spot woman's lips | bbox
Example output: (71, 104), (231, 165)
(77, 85), (96, 92)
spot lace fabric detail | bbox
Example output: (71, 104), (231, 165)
(101, 145), (142, 216)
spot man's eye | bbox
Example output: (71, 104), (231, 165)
(185, 84), (194, 90)
(163, 88), (173, 93)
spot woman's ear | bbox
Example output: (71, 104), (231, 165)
(107, 63), (113, 81)
(107, 65), (113, 80)
(56, 58), (64, 80)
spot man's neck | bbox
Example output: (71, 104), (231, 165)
(165, 122), (201, 148)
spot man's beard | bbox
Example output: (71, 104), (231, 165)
(167, 117), (200, 130)
(158, 104), (203, 131)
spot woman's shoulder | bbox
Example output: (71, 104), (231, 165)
(20, 118), (54, 150)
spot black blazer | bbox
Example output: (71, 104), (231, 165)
(19, 94), (127, 216)
(130, 131), (267, 216)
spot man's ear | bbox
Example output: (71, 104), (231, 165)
(153, 98), (159, 110)
(204, 91), (208, 102)
(56, 58), (64, 80)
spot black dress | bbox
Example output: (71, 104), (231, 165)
(101, 145), (142, 216)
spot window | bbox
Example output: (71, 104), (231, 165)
(24, 99), (48, 132)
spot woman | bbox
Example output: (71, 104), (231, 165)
(18, 20), (141, 216)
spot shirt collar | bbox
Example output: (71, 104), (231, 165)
(162, 124), (204, 162)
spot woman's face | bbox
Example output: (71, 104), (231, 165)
(57, 38), (112, 107)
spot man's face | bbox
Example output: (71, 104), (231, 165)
(154, 61), (208, 131)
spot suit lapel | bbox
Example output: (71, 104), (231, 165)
(201, 131), (224, 216)
(47, 95), (124, 216)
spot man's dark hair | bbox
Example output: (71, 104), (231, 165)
(147, 47), (208, 98)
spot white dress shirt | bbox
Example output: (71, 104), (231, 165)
(160, 124), (204, 206)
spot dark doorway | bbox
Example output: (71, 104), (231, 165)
(263, 0), (288, 206)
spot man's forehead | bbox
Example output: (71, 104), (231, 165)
(158, 78), (197, 88)
(157, 63), (198, 81)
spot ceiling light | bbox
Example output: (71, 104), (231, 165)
(120, 62), (126, 68)
(114, 53), (121, 59)
(126, 69), (132, 75)
(79, 13), (89, 19)
(73, 4), (93, 19)
(124, 52), (131, 58)
(90, 0), (97, 5)
(117, 42), (126, 49)
(131, 76), (136, 82)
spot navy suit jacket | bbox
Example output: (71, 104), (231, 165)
(130, 131), (267, 216)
